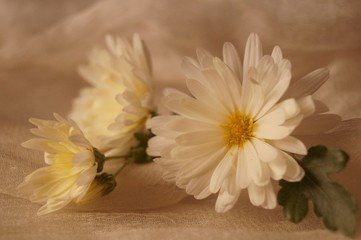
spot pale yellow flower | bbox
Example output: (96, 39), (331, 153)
(148, 33), (338, 213)
(18, 113), (98, 215)
(70, 34), (154, 155)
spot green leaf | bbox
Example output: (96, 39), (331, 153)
(278, 180), (308, 223)
(277, 145), (357, 236)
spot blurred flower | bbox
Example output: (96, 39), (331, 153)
(148, 33), (338, 213)
(18, 113), (99, 215)
(70, 34), (154, 155)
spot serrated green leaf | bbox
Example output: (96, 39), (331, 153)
(278, 145), (357, 236)
(309, 181), (356, 234)
(302, 145), (349, 176)
(278, 180), (308, 223)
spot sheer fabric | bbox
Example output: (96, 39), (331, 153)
(1, 1), (360, 239)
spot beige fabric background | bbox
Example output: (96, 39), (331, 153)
(1, 0), (361, 239)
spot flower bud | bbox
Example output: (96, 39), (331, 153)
(77, 173), (117, 205)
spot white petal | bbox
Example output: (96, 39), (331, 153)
(256, 69), (291, 118)
(213, 57), (243, 109)
(209, 146), (237, 193)
(167, 141), (224, 160)
(251, 138), (278, 162)
(222, 42), (242, 80)
(120, 90), (139, 105)
(242, 70), (265, 117)
(283, 115), (304, 133)
(297, 95), (316, 117)
(155, 156), (183, 171)
(38, 199), (72, 216)
(185, 170), (213, 199)
(254, 125), (290, 140)
(196, 48), (214, 69)
(201, 68), (234, 112)
(267, 148), (287, 180)
(163, 88), (190, 98)
(162, 169), (178, 182)
(44, 153), (54, 165)
(157, 159), (184, 180)
(78, 65), (99, 86)
(261, 183), (277, 209)
(255, 162), (271, 186)
(277, 59), (291, 73)
(150, 123), (182, 139)
(194, 186), (212, 200)
(147, 136), (174, 157)
(256, 56), (278, 93)
(68, 133), (91, 148)
(271, 46), (283, 63)
(154, 115), (216, 134)
(77, 166), (97, 186)
(186, 78), (212, 101)
(147, 115), (176, 129)
(236, 148), (250, 188)
(278, 98), (301, 119)
(175, 130), (222, 146)
(133, 33), (151, 74)
(215, 173), (241, 213)
(181, 57), (203, 81)
(244, 142), (269, 186)
(248, 181), (265, 206)
(178, 146), (228, 180)
(162, 91), (226, 124)
(282, 152), (305, 181)
(21, 139), (53, 152)
(243, 33), (263, 80)
(268, 136), (307, 155)
(256, 107), (285, 125)
(72, 151), (94, 167)
(185, 78), (228, 112)
(30, 126), (61, 140)
(53, 113), (68, 124)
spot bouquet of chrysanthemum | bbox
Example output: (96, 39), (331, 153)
(18, 33), (357, 237)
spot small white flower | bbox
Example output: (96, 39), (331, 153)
(70, 34), (154, 155)
(148, 33), (338, 213)
(18, 113), (98, 215)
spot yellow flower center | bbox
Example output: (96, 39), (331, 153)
(221, 111), (255, 147)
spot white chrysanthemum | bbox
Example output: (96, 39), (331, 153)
(18, 113), (98, 215)
(70, 34), (154, 155)
(148, 33), (338, 213)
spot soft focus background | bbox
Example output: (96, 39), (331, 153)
(1, 1), (361, 239)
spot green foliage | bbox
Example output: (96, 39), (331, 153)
(278, 145), (357, 236)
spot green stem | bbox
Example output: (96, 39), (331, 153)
(104, 155), (130, 161)
(113, 163), (129, 177)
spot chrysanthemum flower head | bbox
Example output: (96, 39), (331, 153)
(70, 34), (154, 155)
(148, 33), (334, 213)
(18, 113), (99, 215)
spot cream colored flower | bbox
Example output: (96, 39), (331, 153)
(18, 113), (98, 215)
(148, 33), (337, 213)
(70, 34), (154, 155)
